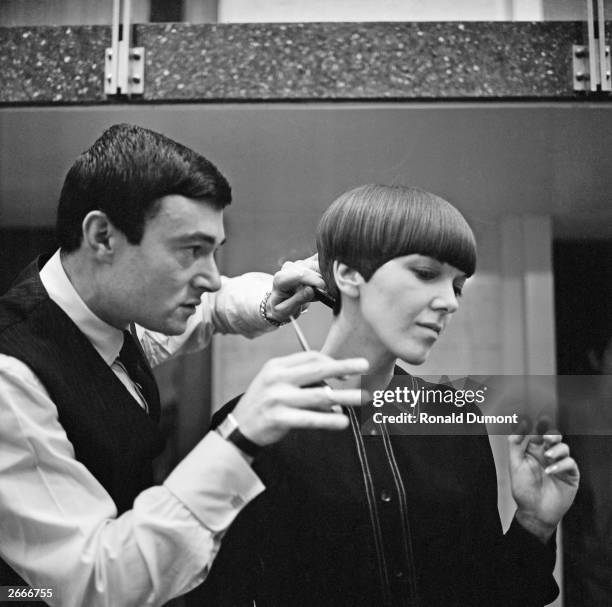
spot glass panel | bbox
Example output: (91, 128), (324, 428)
(543, 0), (611, 19)
(0, 0), (150, 26)
(3, 0), (607, 26)
(209, 0), (593, 23)
(215, 0), (534, 23)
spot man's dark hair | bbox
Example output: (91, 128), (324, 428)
(56, 123), (232, 252)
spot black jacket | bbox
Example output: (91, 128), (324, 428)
(189, 371), (558, 607)
(0, 258), (165, 588)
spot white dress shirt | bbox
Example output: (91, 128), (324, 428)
(0, 251), (270, 607)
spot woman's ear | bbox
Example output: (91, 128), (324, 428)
(81, 211), (122, 262)
(333, 261), (365, 303)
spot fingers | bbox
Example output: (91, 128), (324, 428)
(543, 442), (569, 462)
(508, 432), (529, 468)
(508, 432), (526, 446)
(273, 285), (315, 315)
(273, 260), (326, 294)
(288, 386), (364, 409)
(508, 425), (562, 467)
(281, 355), (369, 386)
(509, 415), (532, 444)
(269, 256), (326, 321)
(542, 432), (562, 447)
(536, 416), (554, 436)
(544, 456), (579, 478)
(509, 424), (575, 478)
(299, 253), (319, 273)
(237, 352), (369, 445)
(275, 407), (350, 431)
(509, 416), (561, 449)
(543, 440), (579, 482)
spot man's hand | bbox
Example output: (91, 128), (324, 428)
(266, 254), (326, 323)
(508, 421), (580, 543)
(232, 351), (369, 446)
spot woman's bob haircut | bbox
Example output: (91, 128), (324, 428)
(316, 184), (477, 313)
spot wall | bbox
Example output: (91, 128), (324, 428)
(2, 103), (611, 404)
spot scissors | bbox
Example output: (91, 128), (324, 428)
(312, 287), (336, 309)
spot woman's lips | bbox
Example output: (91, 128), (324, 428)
(416, 322), (442, 335)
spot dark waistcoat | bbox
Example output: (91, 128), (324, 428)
(0, 258), (165, 588)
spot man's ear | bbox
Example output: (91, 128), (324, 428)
(333, 261), (365, 302)
(81, 211), (122, 261)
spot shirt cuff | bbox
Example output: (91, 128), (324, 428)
(164, 431), (265, 533)
(213, 273), (276, 338)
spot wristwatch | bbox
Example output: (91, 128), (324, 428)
(216, 413), (263, 459)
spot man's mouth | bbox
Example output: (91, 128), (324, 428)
(179, 302), (199, 311)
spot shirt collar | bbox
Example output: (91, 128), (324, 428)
(39, 250), (124, 365)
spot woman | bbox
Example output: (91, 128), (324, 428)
(190, 185), (579, 607)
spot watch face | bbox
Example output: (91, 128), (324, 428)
(217, 415), (238, 440)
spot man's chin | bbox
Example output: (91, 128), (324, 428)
(160, 306), (198, 334)
(137, 317), (188, 336)
(163, 319), (189, 335)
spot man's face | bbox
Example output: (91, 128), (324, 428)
(109, 195), (225, 334)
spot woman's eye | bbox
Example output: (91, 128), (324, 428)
(413, 268), (437, 280)
(453, 284), (464, 297)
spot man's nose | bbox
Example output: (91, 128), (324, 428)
(192, 258), (222, 293)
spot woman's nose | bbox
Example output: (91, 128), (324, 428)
(431, 283), (459, 313)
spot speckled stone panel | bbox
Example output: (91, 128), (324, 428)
(1, 21), (610, 103)
(139, 21), (590, 100)
(0, 26), (110, 103)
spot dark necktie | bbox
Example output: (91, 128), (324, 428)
(118, 329), (161, 422)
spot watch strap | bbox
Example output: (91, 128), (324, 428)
(217, 413), (263, 458)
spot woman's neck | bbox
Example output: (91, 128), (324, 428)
(320, 312), (397, 391)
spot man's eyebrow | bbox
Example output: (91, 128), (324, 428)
(174, 232), (226, 246)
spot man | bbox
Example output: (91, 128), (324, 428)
(0, 124), (368, 606)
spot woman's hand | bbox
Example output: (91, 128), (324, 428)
(508, 425), (580, 543)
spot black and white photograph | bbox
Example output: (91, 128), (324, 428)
(0, 1), (610, 606)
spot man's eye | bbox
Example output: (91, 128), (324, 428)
(453, 284), (464, 297)
(189, 246), (202, 257)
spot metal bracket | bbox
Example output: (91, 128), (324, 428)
(573, 44), (611, 91)
(573, 0), (611, 92)
(104, 0), (145, 96)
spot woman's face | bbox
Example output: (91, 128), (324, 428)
(357, 254), (468, 365)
